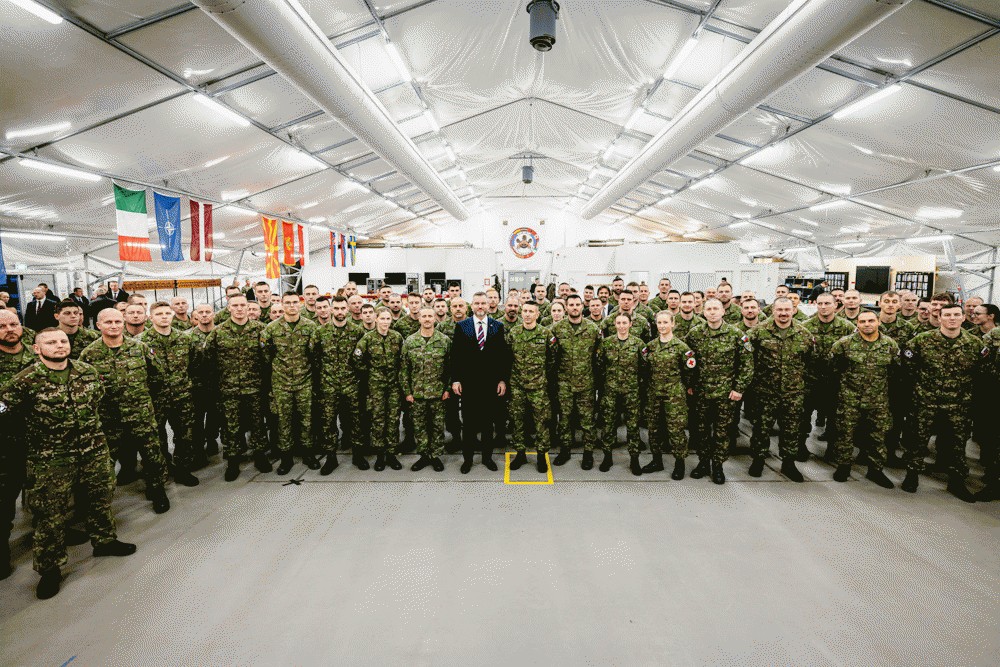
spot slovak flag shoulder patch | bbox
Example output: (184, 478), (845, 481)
(740, 335), (750, 344)
(685, 349), (695, 357)
(550, 336), (557, 345)
(982, 346), (990, 357)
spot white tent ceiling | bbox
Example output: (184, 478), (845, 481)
(1, 0), (999, 277)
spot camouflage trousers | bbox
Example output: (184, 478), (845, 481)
(833, 395), (891, 468)
(368, 383), (401, 453)
(190, 387), (221, 451)
(648, 391), (688, 458)
(509, 384), (552, 453)
(106, 413), (167, 489)
(751, 391), (805, 461)
(1, 432), (26, 558)
(26, 449), (117, 573)
(556, 385), (596, 451)
(730, 389), (760, 445)
(273, 385), (313, 453)
(411, 398), (445, 457)
(904, 402), (972, 478)
(599, 390), (642, 454)
(694, 396), (738, 463)
(317, 390), (359, 453)
(154, 392), (197, 472)
(220, 393), (268, 460)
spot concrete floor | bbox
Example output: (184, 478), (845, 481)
(2, 428), (998, 666)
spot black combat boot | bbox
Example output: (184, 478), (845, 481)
(780, 459), (804, 483)
(116, 464), (139, 486)
(482, 449), (498, 471)
(795, 443), (810, 462)
(833, 464), (852, 482)
(748, 457), (765, 477)
(276, 454), (295, 475)
(581, 450), (594, 470)
(866, 467), (894, 489)
(352, 452), (370, 471)
(509, 451), (528, 470)
(0, 543), (11, 581)
(641, 453), (664, 474)
(885, 452), (905, 469)
(711, 460), (725, 485)
(320, 453), (339, 475)
(385, 453), (402, 470)
(65, 527), (89, 546)
(302, 454), (321, 470)
(224, 459), (241, 482)
(460, 451), (474, 474)
(901, 470), (919, 493)
(373, 453), (387, 472)
(254, 452), (273, 473)
(431, 457), (445, 472)
(553, 448), (571, 466)
(205, 440), (220, 456)
(536, 451), (548, 474)
(150, 488), (170, 514)
(599, 450), (613, 472)
(671, 457), (685, 480)
(629, 454), (642, 476)
(974, 481), (1000, 502)
(690, 458), (710, 479)
(93, 539), (137, 557)
(36, 568), (61, 600)
(174, 469), (200, 487)
(946, 475), (975, 503)
(411, 455), (432, 471)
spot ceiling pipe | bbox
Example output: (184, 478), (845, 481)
(191, 0), (469, 221)
(581, 0), (911, 220)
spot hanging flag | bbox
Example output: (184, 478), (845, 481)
(0, 231), (7, 285)
(114, 183), (152, 261)
(153, 192), (183, 262)
(262, 216), (280, 279)
(190, 199), (214, 261)
(297, 223), (306, 266)
(348, 234), (357, 266)
(282, 220), (295, 264)
(330, 231), (338, 267)
(338, 232), (347, 267)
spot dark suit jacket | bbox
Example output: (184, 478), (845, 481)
(24, 299), (57, 331)
(90, 296), (117, 321)
(71, 294), (91, 325)
(109, 289), (129, 303)
(450, 316), (511, 392)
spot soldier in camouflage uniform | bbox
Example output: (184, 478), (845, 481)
(500, 298), (522, 333)
(0, 310), (36, 580)
(54, 300), (98, 360)
(170, 296), (193, 331)
(647, 278), (672, 313)
(401, 308), (452, 472)
(551, 295), (602, 469)
(506, 301), (555, 474)
(140, 302), (200, 487)
(252, 281), (273, 321)
(596, 313), (646, 474)
(587, 298), (605, 327)
(0, 329), (137, 599)
(642, 310), (696, 479)
(747, 297), (815, 482)
(80, 309), (170, 513)
(977, 325), (1000, 501)
(600, 290), (650, 341)
(203, 294), (272, 481)
(829, 311), (898, 488)
(123, 303), (148, 338)
(716, 283), (742, 325)
(672, 292), (704, 341)
(393, 293), (423, 451)
(262, 291), (319, 475)
(313, 296), (366, 472)
(799, 293), (855, 460)
(787, 292), (809, 322)
(437, 297), (467, 448)
(686, 299), (753, 484)
(899, 304), (982, 502)
(212, 285), (244, 325)
(898, 290), (919, 322)
(354, 309), (405, 471)
(300, 285), (320, 321)
(877, 290), (918, 466)
(184, 303), (220, 467)
(840, 290), (863, 325)
(532, 283), (552, 320)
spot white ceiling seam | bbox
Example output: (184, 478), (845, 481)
(191, 0), (469, 221)
(582, 0), (913, 219)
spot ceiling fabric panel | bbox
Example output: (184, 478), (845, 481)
(713, 0), (792, 31)
(53, 1), (191, 33)
(911, 33), (1000, 111)
(219, 75), (322, 129)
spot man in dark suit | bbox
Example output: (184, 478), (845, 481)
(451, 291), (511, 474)
(88, 286), (116, 324)
(107, 280), (129, 303)
(24, 285), (57, 331)
(70, 287), (91, 327)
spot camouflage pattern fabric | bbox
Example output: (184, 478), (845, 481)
(551, 319), (601, 451)
(401, 330), (451, 457)
(643, 337), (695, 458)
(354, 329), (404, 453)
(506, 323), (555, 453)
(314, 321), (365, 453)
(262, 317), (318, 453)
(596, 334), (645, 453)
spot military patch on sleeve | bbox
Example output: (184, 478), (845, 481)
(982, 346), (990, 357)
(549, 336), (557, 345)
(641, 347), (648, 357)
(685, 350), (694, 357)
(903, 349), (914, 359)
(0, 401), (7, 414)
(354, 348), (363, 357)
(686, 357), (696, 368)
(741, 335), (750, 344)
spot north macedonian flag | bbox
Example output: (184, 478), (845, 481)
(262, 216), (280, 279)
(114, 183), (152, 261)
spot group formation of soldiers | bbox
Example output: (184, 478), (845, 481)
(1, 275), (998, 599)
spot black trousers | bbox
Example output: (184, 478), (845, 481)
(461, 387), (501, 455)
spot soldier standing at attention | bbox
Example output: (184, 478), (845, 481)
(686, 299), (753, 484)
(596, 313), (646, 475)
(213, 285), (244, 324)
(551, 295), (602, 469)
(587, 298), (605, 326)
(840, 289), (863, 324)
(354, 309), (405, 471)
(437, 297), (467, 448)
(717, 283), (742, 324)
(170, 296), (192, 330)
(140, 302), (200, 487)
(641, 311), (696, 479)
(263, 291), (319, 475)
(828, 311), (898, 488)
(600, 290), (649, 341)
(314, 296), (366, 472)
(747, 297), (815, 482)
(80, 309), (170, 513)
(736, 297), (760, 333)
(184, 303), (220, 467)
(123, 302), (148, 338)
(301, 285), (320, 320)
(252, 281), (273, 321)
(878, 290), (917, 466)
(432, 297), (449, 323)
(0, 329), (138, 599)
(401, 308), (452, 472)
(203, 294), (272, 481)
(673, 292), (704, 340)
(506, 301), (554, 474)
(787, 291), (809, 321)
(500, 298), (522, 333)
(898, 290), (919, 322)
(648, 278), (672, 313)
(761, 284), (789, 318)
(900, 304), (982, 502)
(393, 293), (423, 339)
(978, 324), (1000, 501)
(54, 300), (98, 359)
(533, 283), (552, 320)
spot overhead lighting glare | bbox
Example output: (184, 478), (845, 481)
(424, 111), (440, 133)
(623, 107), (646, 131)
(730, 221), (751, 229)
(445, 146), (456, 162)
(656, 195), (673, 206)
(192, 93), (252, 128)
(300, 201), (319, 209)
(663, 38), (698, 80)
(834, 242), (865, 249)
(0, 230), (66, 242)
(915, 206), (962, 220)
(300, 151), (327, 169)
(782, 247), (811, 253)
(308, 216), (326, 223)
(385, 41), (412, 83)
(5, 121), (71, 140)
(993, 165), (1000, 172)
(20, 158), (101, 182)
(832, 84), (902, 120)
(905, 234), (954, 244)
(602, 144), (617, 162)
(7, 0), (63, 24)
(791, 229), (813, 235)
(798, 217), (820, 227)
(809, 200), (849, 212)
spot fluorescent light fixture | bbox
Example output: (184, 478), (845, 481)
(993, 165), (1000, 172)
(227, 205), (257, 215)
(664, 37), (698, 80)
(730, 221), (751, 229)
(221, 189), (249, 201)
(602, 144), (617, 162)
(656, 195), (673, 206)
(739, 197), (759, 207)
(209, 248), (231, 255)
(445, 146), (456, 162)
(623, 107), (646, 131)
(834, 242), (865, 249)
(300, 201), (319, 209)
(915, 206), (962, 220)
(851, 144), (874, 156)
(356, 234), (370, 240)
(798, 217), (820, 227)
(905, 234), (954, 244)
(385, 41), (412, 83)
(299, 151), (327, 169)
(20, 158), (101, 182)
(0, 230), (66, 242)
(782, 246), (811, 253)
(689, 177), (713, 191)
(5, 121), (71, 140)
(809, 200), (849, 212)
(423, 111), (440, 133)
(192, 93), (251, 128)
(8, 0), (62, 24)
(791, 229), (813, 235)
(308, 216), (326, 223)
(833, 84), (902, 120)
(202, 155), (230, 169)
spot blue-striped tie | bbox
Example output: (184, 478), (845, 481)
(477, 321), (485, 350)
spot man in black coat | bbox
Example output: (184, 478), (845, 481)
(450, 291), (511, 474)
(24, 285), (57, 331)
(88, 286), (116, 324)
(107, 280), (129, 303)
(70, 287), (91, 327)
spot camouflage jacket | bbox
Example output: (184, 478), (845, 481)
(313, 320), (365, 396)
(648, 295), (669, 313)
(903, 329), (985, 406)
(436, 319), (462, 339)
(171, 318), (194, 331)
(551, 319), (601, 390)
(203, 318), (267, 396)
(0, 344), (37, 388)
(600, 311), (650, 341)
(722, 302), (742, 324)
(506, 323), (555, 392)
(982, 327), (1000, 384)
(392, 316), (422, 340)
(748, 319), (816, 395)
(139, 327), (196, 399)
(0, 360), (107, 463)
(301, 308), (318, 321)
(65, 327), (99, 360)
(878, 316), (917, 347)
(642, 336), (696, 397)
(830, 332), (899, 405)
(354, 329), (404, 388)
(213, 309), (231, 325)
(802, 315), (855, 380)
(500, 315), (522, 333)
(597, 335), (645, 394)
(673, 313), (705, 341)
(262, 317), (318, 391)
(183, 326), (216, 392)
(400, 330), (452, 399)
(898, 311), (918, 322)
(686, 322), (754, 400)
(78, 336), (160, 423)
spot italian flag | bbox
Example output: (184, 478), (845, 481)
(114, 183), (152, 261)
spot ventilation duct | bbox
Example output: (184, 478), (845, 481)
(526, 1), (560, 52)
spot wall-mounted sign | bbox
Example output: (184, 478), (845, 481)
(510, 227), (539, 259)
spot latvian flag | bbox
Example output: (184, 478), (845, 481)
(114, 183), (151, 261)
(190, 199), (213, 261)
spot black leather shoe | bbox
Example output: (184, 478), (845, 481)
(510, 451), (528, 470)
(690, 459), (710, 479)
(866, 467), (894, 489)
(833, 464), (852, 482)
(460, 455), (473, 474)
(641, 454), (664, 474)
(302, 455), (321, 470)
(116, 467), (139, 486)
(150, 489), (170, 514)
(553, 449), (571, 466)
(795, 444), (810, 462)
(320, 453), (339, 475)
(974, 483), (1000, 502)
(629, 454), (642, 476)
(353, 453), (370, 470)
(431, 457), (445, 472)
(748, 457), (765, 477)
(205, 440), (220, 456)
(385, 453), (403, 470)
(373, 453), (386, 472)
(411, 455), (432, 471)
(93, 539), (137, 557)
(947, 475), (975, 503)
(36, 569), (61, 600)
(901, 470), (919, 493)
(581, 451), (594, 470)
(174, 470), (200, 487)
(885, 453), (906, 469)
(780, 459), (804, 483)
(711, 460), (725, 485)
(254, 452), (273, 473)
(276, 454), (295, 475)
(598, 451), (613, 472)
(65, 527), (89, 546)
(482, 451), (498, 471)
(671, 458), (685, 480)
(224, 461), (241, 482)
(536, 452), (548, 474)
